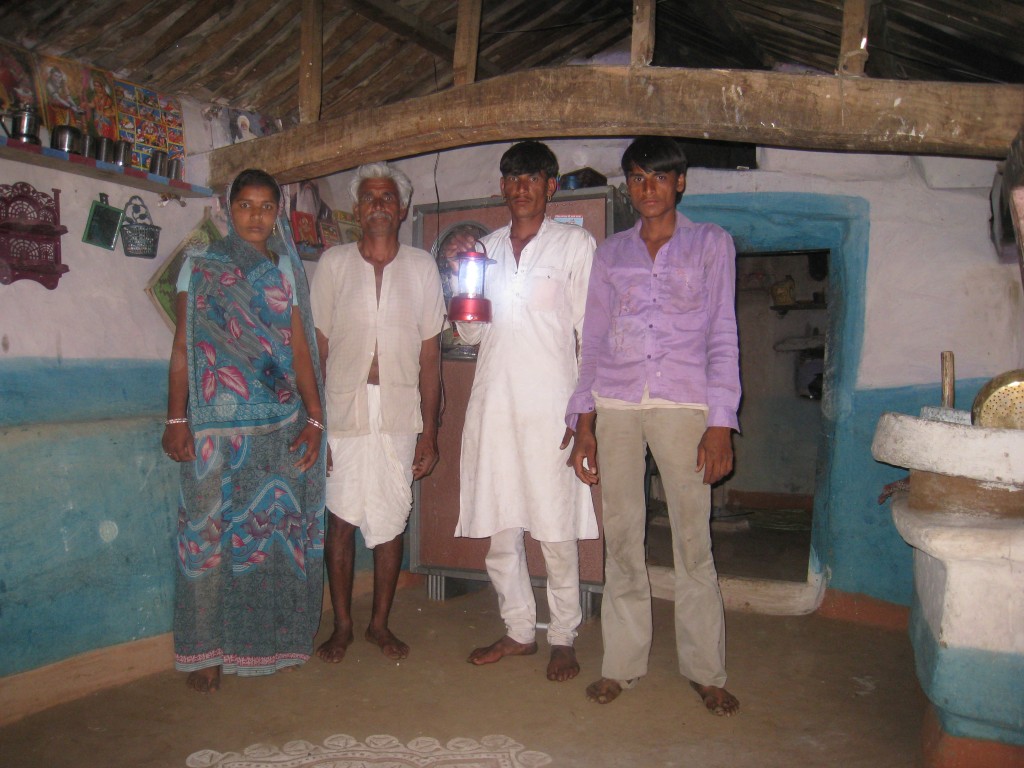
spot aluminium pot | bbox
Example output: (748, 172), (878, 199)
(50, 124), (82, 154)
(94, 136), (115, 162)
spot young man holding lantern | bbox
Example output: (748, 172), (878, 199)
(450, 141), (598, 682)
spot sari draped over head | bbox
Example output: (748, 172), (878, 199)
(185, 204), (320, 438)
(173, 178), (327, 677)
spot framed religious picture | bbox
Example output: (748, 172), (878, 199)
(334, 209), (361, 245)
(0, 42), (41, 115)
(291, 210), (318, 247)
(36, 54), (86, 131)
(318, 218), (342, 249)
(82, 193), (124, 250)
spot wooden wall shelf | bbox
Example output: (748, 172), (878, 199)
(0, 138), (212, 199)
(0, 182), (69, 289)
(771, 300), (826, 317)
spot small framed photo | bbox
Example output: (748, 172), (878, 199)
(333, 210), (361, 245)
(82, 193), (125, 250)
(319, 218), (342, 249)
(291, 211), (318, 247)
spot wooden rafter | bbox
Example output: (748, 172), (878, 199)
(453, 0), (482, 86)
(838, 0), (870, 76)
(209, 65), (1024, 186)
(631, 0), (655, 67)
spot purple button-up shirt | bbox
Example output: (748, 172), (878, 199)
(566, 213), (741, 431)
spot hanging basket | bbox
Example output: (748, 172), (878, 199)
(120, 195), (161, 259)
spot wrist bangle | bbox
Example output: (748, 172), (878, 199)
(307, 417), (325, 431)
(165, 417), (189, 425)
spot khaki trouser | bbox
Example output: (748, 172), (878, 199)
(596, 405), (727, 687)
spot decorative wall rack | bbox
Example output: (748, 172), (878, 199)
(0, 181), (69, 289)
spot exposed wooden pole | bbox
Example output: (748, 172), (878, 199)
(209, 65), (1024, 186)
(299, 0), (323, 123)
(631, 0), (655, 67)
(452, 0), (482, 86)
(839, 0), (870, 76)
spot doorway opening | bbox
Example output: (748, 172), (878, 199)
(646, 248), (829, 584)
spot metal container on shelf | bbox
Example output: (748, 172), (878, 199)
(94, 137), (115, 162)
(166, 157), (183, 181)
(79, 134), (95, 158)
(50, 124), (81, 154)
(112, 140), (131, 167)
(1, 103), (41, 144)
(148, 150), (168, 176)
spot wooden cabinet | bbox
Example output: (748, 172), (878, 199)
(410, 358), (605, 596)
(408, 187), (633, 600)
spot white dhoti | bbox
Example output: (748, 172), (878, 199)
(325, 385), (418, 548)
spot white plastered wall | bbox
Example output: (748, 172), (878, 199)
(322, 143), (1022, 390)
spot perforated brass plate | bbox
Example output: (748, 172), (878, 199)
(971, 369), (1024, 429)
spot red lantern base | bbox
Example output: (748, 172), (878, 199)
(448, 296), (492, 323)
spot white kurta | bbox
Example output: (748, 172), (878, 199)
(311, 242), (446, 437)
(455, 218), (599, 543)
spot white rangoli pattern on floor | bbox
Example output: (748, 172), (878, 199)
(187, 734), (552, 767)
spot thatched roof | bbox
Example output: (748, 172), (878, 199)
(2, 0), (1021, 126)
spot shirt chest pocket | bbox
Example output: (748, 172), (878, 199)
(525, 266), (569, 313)
(663, 266), (707, 314)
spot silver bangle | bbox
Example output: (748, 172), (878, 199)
(307, 417), (326, 431)
(165, 417), (189, 425)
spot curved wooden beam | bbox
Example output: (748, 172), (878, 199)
(209, 64), (1024, 186)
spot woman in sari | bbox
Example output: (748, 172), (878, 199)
(162, 169), (327, 693)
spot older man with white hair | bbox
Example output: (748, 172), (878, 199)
(311, 162), (445, 662)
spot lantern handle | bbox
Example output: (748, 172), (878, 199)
(463, 239), (495, 264)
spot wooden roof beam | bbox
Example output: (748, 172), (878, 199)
(208, 65), (1024, 186)
(343, 0), (501, 78)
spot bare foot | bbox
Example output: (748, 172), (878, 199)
(365, 626), (409, 660)
(546, 645), (580, 682)
(316, 626), (354, 663)
(186, 666), (221, 693)
(467, 635), (538, 665)
(691, 681), (740, 716)
(586, 677), (627, 704)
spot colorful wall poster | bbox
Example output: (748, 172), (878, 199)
(0, 42), (40, 113)
(37, 54), (86, 131)
(114, 79), (185, 172)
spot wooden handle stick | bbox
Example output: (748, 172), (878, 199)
(941, 351), (955, 408)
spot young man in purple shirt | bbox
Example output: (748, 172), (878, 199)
(567, 136), (741, 715)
